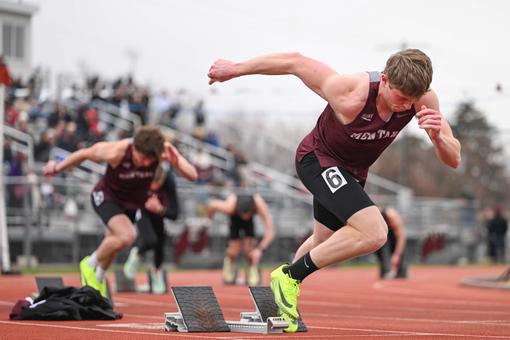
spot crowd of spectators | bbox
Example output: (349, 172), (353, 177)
(2, 62), (249, 199)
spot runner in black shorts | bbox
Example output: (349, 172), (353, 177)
(208, 49), (461, 331)
(207, 190), (274, 286)
(91, 196), (137, 225)
(296, 152), (373, 231)
(43, 126), (197, 297)
(123, 163), (180, 294)
(375, 206), (408, 279)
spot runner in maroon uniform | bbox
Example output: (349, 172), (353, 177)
(43, 126), (197, 297)
(207, 191), (275, 286)
(375, 207), (407, 279)
(208, 49), (461, 331)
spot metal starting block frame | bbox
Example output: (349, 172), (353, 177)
(229, 286), (307, 333)
(227, 313), (288, 334)
(164, 286), (306, 334)
(165, 286), (230, 332)
(35, 276), (64, 292)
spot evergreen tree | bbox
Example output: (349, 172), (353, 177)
(451, 101), (509, 205)
(373, 100), (509, 204)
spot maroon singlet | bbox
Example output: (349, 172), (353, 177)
(296, 71), (416, 182)
(93, 143), (158, 210)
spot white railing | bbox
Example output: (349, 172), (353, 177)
(158, 125), (235, 171)
(91, 99), (142, 129)
(3, 124), (34, 171)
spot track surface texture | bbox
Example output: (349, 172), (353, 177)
(1, 265), (509, 339)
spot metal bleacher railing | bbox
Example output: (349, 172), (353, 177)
(91, 99), (142, 134)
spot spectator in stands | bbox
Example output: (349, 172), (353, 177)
(194, 99), (206, 127)
(192, 126), (207, 141)
(47, 103), (72, 129)
(129, 90), (148, 125)
(487, 207), (508, 264)
(109, 81), (127, 108)
(15, 113), (33, 140)
(153, 90), (173, 125)
(123, 163), (180, 294)
(34, 129), (56, 163)
(75, 105), (92, 142)
(208, 49), (461, 332)
(207, 187), (275, 286)
(3, 139), (12, 170)
(205, 131), (220, 148)
(190, 145), (213, 184)
(5, 103), (19, 126)
(225, 144), (248, 187)
(154, 90), (172, 115)
(375, 207), (408, 279)
(42, 126), (197, 297)
(75, 105), (102, 145)
(7, 149), (25, 208)
(56, 122), (79, 152)
(85, 106), (102, 142)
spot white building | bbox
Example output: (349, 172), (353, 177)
(0, 0), (37, 81)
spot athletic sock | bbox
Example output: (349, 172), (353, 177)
(96, 265), (106, 282)
(284, 252), (318, 282)
(87, 252), (98, 268)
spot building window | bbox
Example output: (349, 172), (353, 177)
(2, 23), (25, 60)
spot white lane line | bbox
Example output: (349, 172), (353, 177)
(295, 299), (510, 316)
(308, 326), (510, 339)
(212, 325), (510, 340)
(96, 322), (163, 330)
(113, 297), (171, 307)
(0, 320), (226, 339)
(306, 311), (510, 326)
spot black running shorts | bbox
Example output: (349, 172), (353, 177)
(229, 215), (255, 240)
(90, 190), (137, 226)
(296, 152), (374, 231)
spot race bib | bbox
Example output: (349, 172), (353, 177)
(321, 167), (347, 193)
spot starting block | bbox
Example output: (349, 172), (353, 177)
(114, 270), (168, 294)
(231, 286), (307, 333)
(165, 286), (230, 332)
(164, 286), (307, 334)
(35, 276), (64, 292)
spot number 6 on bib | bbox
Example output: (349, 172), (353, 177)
(321, 167), (347, 193)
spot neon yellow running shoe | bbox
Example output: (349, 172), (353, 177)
(222, 257), (236, 284)
(247, 264), (261, 286)
(281, 311), (299, 333)
(80, 256), (98, 288)
(270, 264), (300, 320)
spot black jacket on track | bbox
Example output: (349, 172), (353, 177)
(10, 286), (122, 321)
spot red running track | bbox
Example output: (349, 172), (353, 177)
(1, 265), (509, 340)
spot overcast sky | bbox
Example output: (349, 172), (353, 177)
(29, 0), (510, 135)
